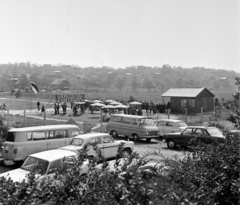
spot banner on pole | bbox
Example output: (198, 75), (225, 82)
(55, 94), (85, 103)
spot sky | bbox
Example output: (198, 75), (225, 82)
(0, 0), (239, 71)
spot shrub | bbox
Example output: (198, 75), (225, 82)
(0, 126), (240, 205)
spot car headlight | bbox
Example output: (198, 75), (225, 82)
(157, 132), (160, 135)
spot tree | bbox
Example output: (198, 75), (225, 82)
(115, 78), (125, 91)
(142, 78), (155, 92)
(130, 76), (140, 92)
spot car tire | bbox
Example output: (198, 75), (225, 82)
(122, 149), (131, 158)
(146, 138), (151, 142)
(110, 130), (118, 138)
(132, 134), (139, 142)
(167, 139), (176, 149)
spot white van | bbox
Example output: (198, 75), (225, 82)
(106, 114), (159, 142)
(1, 124), (81, 165)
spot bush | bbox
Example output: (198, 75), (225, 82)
(0, 127), (240, 205)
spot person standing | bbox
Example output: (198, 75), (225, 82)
(56, 103), (60, 114)
(37, 101), (40, 111)
(41, 105), (45, 115)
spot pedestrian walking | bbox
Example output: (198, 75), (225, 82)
(37, 101), (40, 111)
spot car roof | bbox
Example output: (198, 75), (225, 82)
(29, 150), (77, 161)
(111, 114), (152, 119)
(9, 125), (79, 132)
(155, 119), (185, 123)
(74, 132), (110, 140)
(185, 126), (218, 129)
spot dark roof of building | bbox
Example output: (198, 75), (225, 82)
(161, 88), (214, 98)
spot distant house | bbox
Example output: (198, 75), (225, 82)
(50, 79), (70, 90)
(161, 88), (215, 114)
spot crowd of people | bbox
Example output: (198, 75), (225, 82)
(35, 97), (171, 117)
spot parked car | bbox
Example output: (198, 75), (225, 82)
(1, 124), (82, 165)
(0, 149), (89, 183)
(154, 119), (187, 137)
(229, 130), (240, 138)
(106, 114), (159, 142)
(163, 126), (225, 149)
(59, 132), (134, 159)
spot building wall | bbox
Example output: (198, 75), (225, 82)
(170, 89), (214, 114)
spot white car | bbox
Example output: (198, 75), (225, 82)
(0, 149), (89, 183)
(155, 119), (187, 137)
(59, 133), (134, 159)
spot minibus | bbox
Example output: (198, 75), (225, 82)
(106, 114), (159, 142)
(1, 124), (81, 165)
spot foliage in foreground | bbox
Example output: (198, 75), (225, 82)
(0, 128), (240, 205)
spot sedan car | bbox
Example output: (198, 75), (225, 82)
(59, 132), (134, 159)
(155, 119), (187, 137)
(0, 149), (89, 183)
(163, 126), (225, 149)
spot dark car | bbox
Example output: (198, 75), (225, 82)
(229, 130), (240, 138)
(163, 126), (225, 149)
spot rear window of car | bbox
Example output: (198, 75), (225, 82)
(6, 132), (16, 142)
(207, 128), (224, 137)
(178, 122), (187, 127)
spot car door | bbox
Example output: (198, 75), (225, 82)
(164, 121), (174, 134)
(88, 137), (103, 158)
(102, 135), (119, 159)
(156, 121), (165, 136)
(178, 128), (193, 145)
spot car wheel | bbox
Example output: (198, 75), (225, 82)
(122, 149), (131, 158)
(110, 130), (118, 138)
(132, 134), (139, 142)
(167, 139), (176, 149)
(146, 138), (151, 142)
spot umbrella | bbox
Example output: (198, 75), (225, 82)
(92, 100), (103, 103)
(90, 103), (105, 107)
(110, 101), (121, 105)
(105, 99), (115, 103)
(129, 101), (142, 105)
(114, 104), (129, 108)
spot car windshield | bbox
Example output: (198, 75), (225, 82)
(21, 156), (49, 175)
(71, 138), (84, 146)
(178, 122), (187, 127)
(140, 119), (155, 126)
(207, 127), (224, 137)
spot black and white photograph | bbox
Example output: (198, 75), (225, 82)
(0, 0), (239, 204)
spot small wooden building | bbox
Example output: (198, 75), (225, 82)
(161, 88), (215, 114)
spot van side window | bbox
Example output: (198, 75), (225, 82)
(113, 116), (121, 122)
(122, 117), (131, 124)
(27, 132), (32, 141)
(55, 130), (65, 139)
(68, 129), (80, 138)
(48, 131), (55, 139)
(32, 131), (46, 140)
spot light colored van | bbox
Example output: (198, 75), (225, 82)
(1, 124), (81, 165)
(106, 114), (159, 142)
